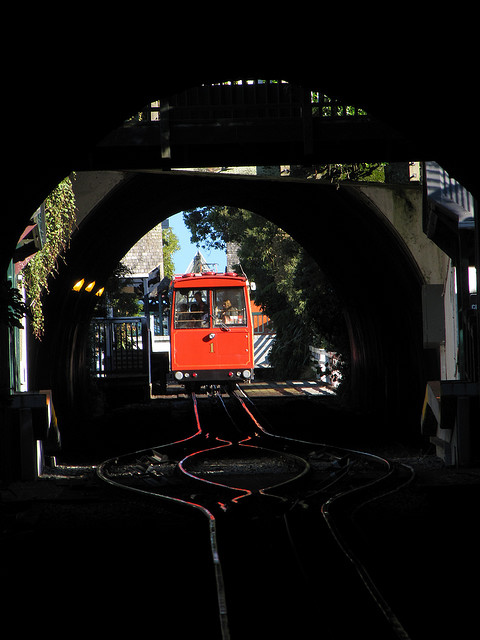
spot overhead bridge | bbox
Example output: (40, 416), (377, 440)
(85, 80), (419, 170)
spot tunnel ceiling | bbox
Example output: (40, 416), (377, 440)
(5, 62), (480, 257)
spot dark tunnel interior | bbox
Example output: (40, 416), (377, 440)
(3, 41), (480, 640)
(4, 64), (480, 455)
(31, 170), (430, 445)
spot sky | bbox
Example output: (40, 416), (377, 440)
(168, 212), (227, 274)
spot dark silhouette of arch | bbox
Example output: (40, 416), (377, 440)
(35, 171), (428, 440)
(4, 65), (478, 452)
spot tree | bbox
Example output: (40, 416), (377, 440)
(162, 227), (180, 279)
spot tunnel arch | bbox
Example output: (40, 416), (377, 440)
(35, 169), (428, 441)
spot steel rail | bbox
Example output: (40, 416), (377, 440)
(97, 384), (414, 639)
(178, 388), (311, 507)
(233, 384), (415, 639)
(177, 438), (254, 505)
(97, 391), (231, 640)
(321, 464), (415, 640)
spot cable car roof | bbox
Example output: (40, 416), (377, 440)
(172, 271), (247, 287)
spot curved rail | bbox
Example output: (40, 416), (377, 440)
(97, 385), (415, 639)
(321, 464), (415, 640)
(97, 391), (231, 640)
(231, 384), (415, 639)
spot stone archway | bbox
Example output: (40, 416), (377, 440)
(35, 169), (429, 439)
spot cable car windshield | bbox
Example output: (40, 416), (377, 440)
(174, 286), (247, 328)
(213, 287), (247, 327)
(174, 289), (209, 328)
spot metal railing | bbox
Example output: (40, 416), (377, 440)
(90, 317), (149, 377)
(252, 311), (274, 334)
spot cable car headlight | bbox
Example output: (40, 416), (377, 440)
(174, 371), (184, 381)
(242, 370), (252, 379)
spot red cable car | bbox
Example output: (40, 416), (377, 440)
(169, 271), (254, 389)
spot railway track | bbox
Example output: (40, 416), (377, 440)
(97, 385), (414, 639)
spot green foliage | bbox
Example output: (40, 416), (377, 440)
(23, 175), (77, 338)
(313, 163), (386, 183)
(93, 262), (141, 317)
(183, 206), (245, 251)
(162, 227), (180, 278)
(291, 162), (386, 183)
(310, 92), (368, 118)
(0, 280), (30, 329)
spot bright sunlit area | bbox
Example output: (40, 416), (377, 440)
(169, 213), (227, 274)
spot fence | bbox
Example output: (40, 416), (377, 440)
(90, 317), (149, 377)
(91, 312), (276, 376)
(252, 311), (274, 334)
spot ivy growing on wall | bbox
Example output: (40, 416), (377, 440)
(23, 175), (77, 338)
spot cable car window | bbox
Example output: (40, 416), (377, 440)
(174, 289), (209, 328)
(213, 287), (247, 327)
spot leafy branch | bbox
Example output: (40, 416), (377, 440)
(23, 175), (77, 338)
(0, 280), (30, 329)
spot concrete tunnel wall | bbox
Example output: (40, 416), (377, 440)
(33, 170), (431, 440)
